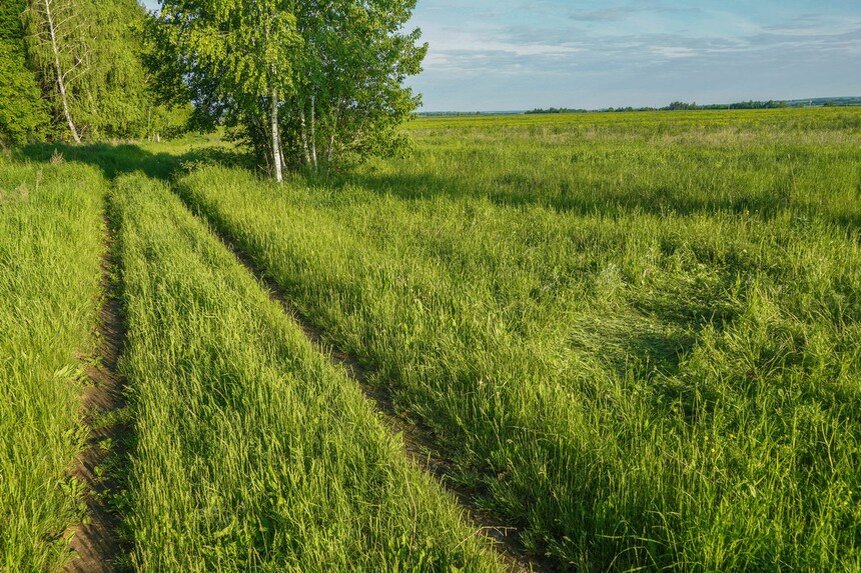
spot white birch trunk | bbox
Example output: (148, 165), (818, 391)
(310, 95), (318, 171)
(271, 87), (283, 183)
(299, 105), (312, 167)
(43, 0), (80, 143)
(327, 108), (339, 165)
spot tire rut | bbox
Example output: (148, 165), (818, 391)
(192, 212), (551, 573)
(62, 215), (132, 573)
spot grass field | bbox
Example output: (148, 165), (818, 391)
(111, 173), (502, 571)
(179, 108), (861, 570)
(0, 157), (105, 570)
(2, 108), (860, 571)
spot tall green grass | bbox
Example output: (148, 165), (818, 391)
(112, 173), (503, 571)
(179, 108), (861, 571)
(0, 158), (105, 569)
(363, 108), (861, 227)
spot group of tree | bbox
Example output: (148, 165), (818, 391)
(147, 0), (427, 180)
(606, 100), (788, 112)
(526, 100), (794, 116)
(0, 0), (186, 148)
(525, 107), (588, 115)
(1, 0), (427, 181)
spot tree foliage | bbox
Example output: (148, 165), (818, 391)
(22, 0), (176, 142)
(4, 0), (425, 158)
(0, 0), (49, 146)
(150, 0), (426, 176)
(71, 0), (156, 139)
(148, 0), (303, 179)
(280, 0), (427, 170)
(24, 0), (92, 142)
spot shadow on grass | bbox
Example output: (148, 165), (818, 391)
(21, 141), (861, 234)
(328, 169), (861, 232)
(16, 142), (251, 183)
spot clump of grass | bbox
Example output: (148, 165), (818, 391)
(0, 157), (105, 570)
(178, 108), (861, 571)
(112, 173), (502, 572)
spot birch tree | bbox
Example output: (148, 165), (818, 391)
(24, 0), (88, 142)
(20, 0), (171, 142)
(283, 0), (427, 171)
(149, 0), (425, 177)
(149, 0), (302, 182)
(73, 0), (155, 140)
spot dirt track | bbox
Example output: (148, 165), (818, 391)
(201, 218), (551, 573)
(63, 222), (131, 573)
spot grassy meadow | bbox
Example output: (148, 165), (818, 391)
(111, 173), (502, 571)
(1, 107), (860, 571)
(179, 108), (861, 570)
(0, 157), (105, 570)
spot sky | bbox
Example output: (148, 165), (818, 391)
(140, 1), (861, 112)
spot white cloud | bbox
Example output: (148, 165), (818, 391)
(650, 46), (696, 58)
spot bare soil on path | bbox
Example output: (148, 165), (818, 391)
(62, 230), (131, 573)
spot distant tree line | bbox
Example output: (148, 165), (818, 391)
(525, 107), (588, 115)
(420, 111), (489, 116)
(663, 100), (788, 110)
(526, 99), (800, 115)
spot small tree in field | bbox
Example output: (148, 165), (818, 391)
(281, 0), (427, 171)
(149, 0), (426, 180)
(149, 0), (301, 181)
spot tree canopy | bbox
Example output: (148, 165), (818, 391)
(2, 0), (426, 177)
(0, 0), (180, 145)
(24, 0), (172, 142)
(150, 0), (427, 178)
(0, 0), (48, 146)
(280, 0), (427, 170)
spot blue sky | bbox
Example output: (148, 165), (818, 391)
(141, 1), (861, 111)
